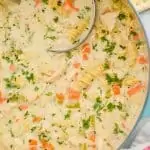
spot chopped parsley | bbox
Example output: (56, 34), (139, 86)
(66, 51), (73, 59)
(38, 131), (51, 142)
(105, 73), (121, 85)
(53, 16), (59, 23)
(107, 103), (116, 112)
(104, 42), (116, 55)
(120, 45), (126, 49)
(64, 110), (71, 120)
(130, 31), (138, 36)
(46, 92), (53, 96)
(22, 70), (35, 83)
(83, 92), (87, 99)
(4, 75), (19, 89)
(42, 0), (48, 4)
(24, 111), (30, 119)
(31, 126), (37, 132)
(113, 123), (125, 135)
(93, 97), (103, 112)
(7, 92), (26, 103)
(103, 59), (110, 70)
(85, 6), (91, 11)
(118, 12), (126, 20)
(101, 37), (116, 55)
(118, 56), (126, 61)
(82, 117), (90, 129)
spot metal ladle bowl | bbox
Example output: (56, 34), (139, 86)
(51, 0), (96, 52)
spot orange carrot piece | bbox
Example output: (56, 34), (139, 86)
(82, 43), (90, 49)
(29, 147), (37, 150)
(82, 43), (91, 53)
(133, 34), (140, 41)
(64, 0), (79, 11)
(19, 104), (28, 110)
(137, 55), (148, 64)
(112, 84), (120, 95)
(0, 97), (5, 104)
(73, 62), (80, 69)
(9, 64), (16, 72)
(41, 141), (54, 150)
(89, 131), (96, 142)
(56, 93), (65, 104)
(82, 53), (88, 60)
(33, 116), (42, 123)
(83, 47), (91, 54)
(127, 82), (145, 97)
(29, 139), (38, 146)
(0, 92), (5, 104)
(35, 0), (40, 7)
(68, 88), (80, 100)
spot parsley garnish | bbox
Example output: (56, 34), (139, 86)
(107, 103), (116, 112)
(105, 73), (121, 85)
(53, 16), (59, 23)
(118, 56), (126, 61)
(82, 118), (90, 129)
(93, 97), (103, 112)
(103, 42), (116, 55)
(42, 0), (48, 4)
(118, 12), (126, 20)
(64, 110), (71, 120)
(113, 123), (125, 135)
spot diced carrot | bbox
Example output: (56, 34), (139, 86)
(64, 0), (79, 12)
(133, 34), (140, 41)
(56, 93), (65, 104)
(88, 131), (96, 142)
(33, 116), (42, 123)
(73, 62), (80, 69)
(112, 84), (120, 95)
(9, 64), (16, 72)
(29, 146), (37, 150)
(82, 53), (88, 60)
(29, 139), (38, 146)
(82, 43), (91, 54)
(137, 55), (148, 64)
(0, 96), (5, 104)
(82, 43), (90, 49)
(0, 92), (5, 104)
(35, 0), (40, 7)
(19, 104), (28, 110)
(41, 141), (54, 150)
(83, 47), (91, 54)
(68, 88), (80, 100)
(127, 82), (145, 97)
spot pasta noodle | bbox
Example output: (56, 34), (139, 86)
(127, 43), (138, 67)
(123, 76), (139, 86)
(68, 17), (90, 43)
(73, 64), (103, 90)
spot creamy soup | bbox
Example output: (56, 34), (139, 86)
(0, 0), (149, 150)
